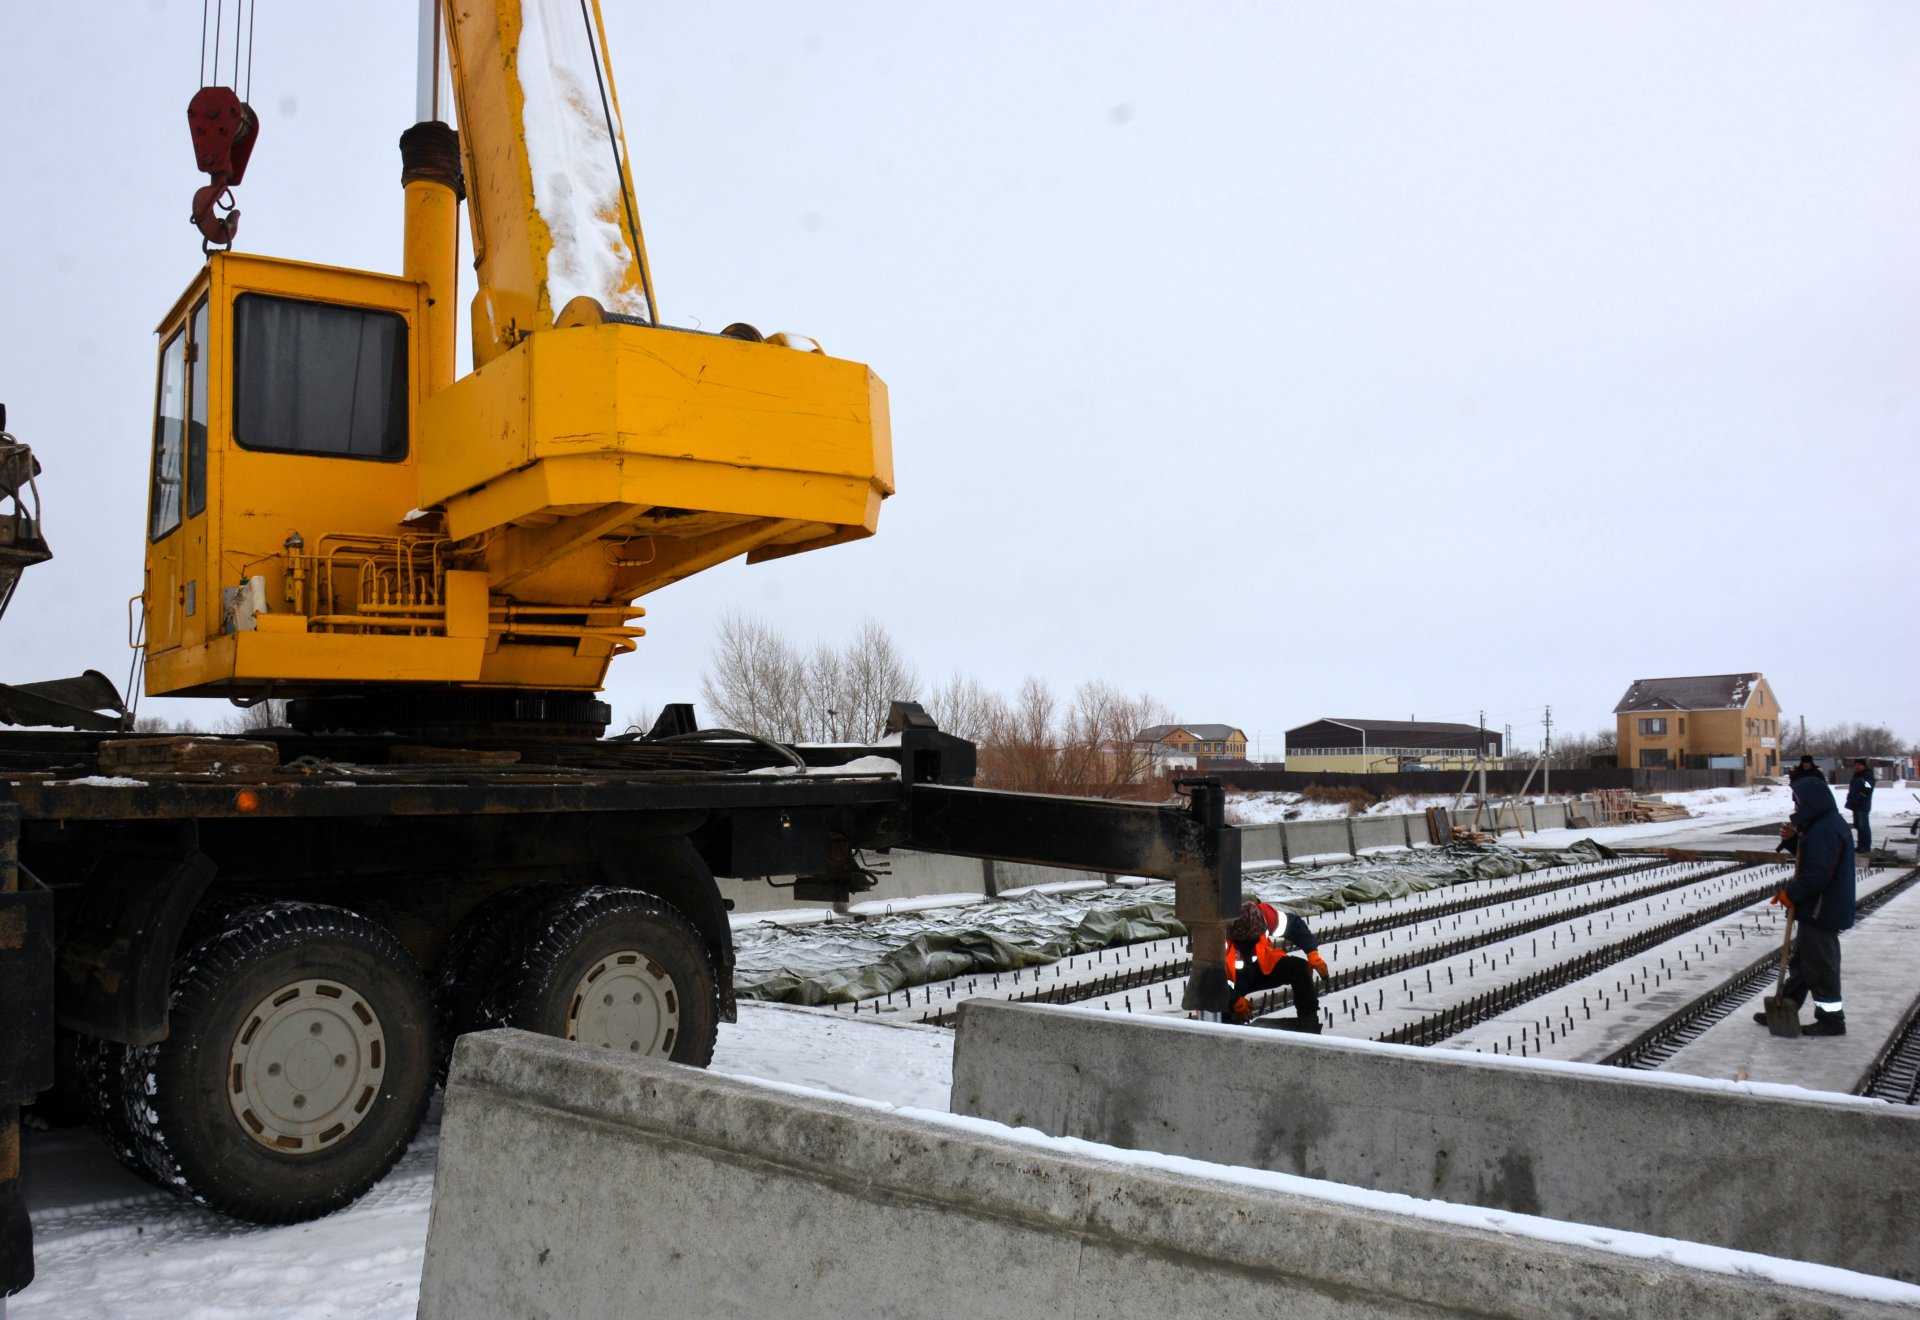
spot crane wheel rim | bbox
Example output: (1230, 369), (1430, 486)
(564, 950), (680, 1056)
(225, 977), (387, 1154)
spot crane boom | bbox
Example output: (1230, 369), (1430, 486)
(442, 0), (658, 366)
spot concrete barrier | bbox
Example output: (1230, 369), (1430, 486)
(418, 1030), (1917, 1320)
(950, 1001), (1920, 1283)
(1238, 821), (1286, 864)
(1351, 814), (1409, 852)
(1285, 817), (1351, 858)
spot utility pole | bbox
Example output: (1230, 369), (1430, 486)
(1543, 705), (1553, 798)
(1504, 724), (1512, 771)
(1478, 709), (1488, 804)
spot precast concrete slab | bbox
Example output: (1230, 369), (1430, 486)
(1285, 817), (1353, 859)
(420, 1029), (1920, 1320)
(950, 1000), (1920, 1283)
(1659, 876), (1920, 1092)
(1436, 903), (1788, 1062)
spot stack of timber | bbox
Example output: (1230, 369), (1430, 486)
(1629, 796), (1691, 823)
(1592, 788), (1634, 826)
(97, 736), (280, 774)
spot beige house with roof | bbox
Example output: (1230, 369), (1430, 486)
(1135, 724), (1247, 768)
(1613, 672), (1781, 776)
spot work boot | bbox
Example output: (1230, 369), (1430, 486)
(1804, 1009), (1846, 1037)
(1281, 1012), (1323, 1035)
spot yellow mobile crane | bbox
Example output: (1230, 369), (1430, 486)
(0, 1), (1235, 1288)
(150, 0), (891, 733)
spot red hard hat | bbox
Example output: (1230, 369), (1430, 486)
(1256, 902), (1280, 934)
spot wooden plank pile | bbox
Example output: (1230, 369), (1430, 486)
(1628, 796), (1691, 823)
(97, 736), (280, 774)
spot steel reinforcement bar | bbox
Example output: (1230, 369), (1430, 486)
(1243, 859), (1760, 1022)
(921, 858), (1758, 1028)
(1288, 854), (1670, 946)
(1598, 867), (1920, 1080)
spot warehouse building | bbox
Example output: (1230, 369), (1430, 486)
(1284, 718), (1502, 774)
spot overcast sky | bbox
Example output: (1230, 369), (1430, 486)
(2, 2), (1915, 756)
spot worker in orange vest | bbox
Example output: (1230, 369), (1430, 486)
(1195, 900), (1330, 1032)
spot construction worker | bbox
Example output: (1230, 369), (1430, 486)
(1195, 900), (1330, 1032)
(1758, 773), (1857, 1037)
(1846, 758), (1874, 856)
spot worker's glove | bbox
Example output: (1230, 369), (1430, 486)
(1770, 890), (1793, 909)
(1306, 950), (1329, 982)
(1231, 996), (1253, 1025)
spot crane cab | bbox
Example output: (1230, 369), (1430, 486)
(142, 253), (491, 699)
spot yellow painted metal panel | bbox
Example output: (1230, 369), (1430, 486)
(445, 571), (490, 638)
(419, 324), (888, 511)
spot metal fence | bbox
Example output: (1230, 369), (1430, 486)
(1200, 767), (1746, 796)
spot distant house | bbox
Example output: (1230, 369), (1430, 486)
(1135, 724), (1247, 770)
(1284, 719), (1501, 774)
(1612, 672), (1780, 775)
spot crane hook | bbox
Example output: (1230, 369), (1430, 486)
(187, 86), (259, 249)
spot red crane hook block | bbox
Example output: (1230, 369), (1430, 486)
(187, 86), (260, 248)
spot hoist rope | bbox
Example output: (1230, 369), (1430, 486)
(242, 0), (256, 101)
(198, 0), (255, 95)
(577, 0), (655, 323)
(198, 1), (209, 86)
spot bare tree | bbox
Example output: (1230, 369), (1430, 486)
(698, 611), (805, 740)
(1548, 727), (1617, 770)
(219, 700), (288, 734)
(698, 613), (919, 744)
(977, 676), (1058, 793)
(1055, 681), (1173, 796)
(924, 671), (999, 746)
(133, 714), (201, 734)
(1803, 721), (1905, 758)
(798, 641), (849, 741)
(838, 617), (919, 741)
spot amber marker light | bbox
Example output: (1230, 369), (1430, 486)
(234, 790), (260, 813)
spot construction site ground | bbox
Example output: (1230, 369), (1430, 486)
(13, 782), (1917, 1317)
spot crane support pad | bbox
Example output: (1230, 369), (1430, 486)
(905, 785), (1240, 922)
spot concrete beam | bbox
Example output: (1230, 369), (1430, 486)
(420, 1030), (1917, 1319)
(950, 1001), (1920, 1283)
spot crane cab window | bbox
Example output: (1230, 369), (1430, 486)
(149, 300), (212, 541)
(232, 294), (409, 461)
(149, 327), (188, 540)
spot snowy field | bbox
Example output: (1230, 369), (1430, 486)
(14, 783), (1915, 1318)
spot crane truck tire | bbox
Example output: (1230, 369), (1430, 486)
(431, 882), (565, 1082)
(86, 901), (436, 1224)
(71, 889), (283, 1186)
(488, 887), (720, 1068)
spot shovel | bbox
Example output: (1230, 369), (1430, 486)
(1762, 849), (1802, 1038)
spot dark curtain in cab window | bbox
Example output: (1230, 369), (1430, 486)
(233, 294), (408, 460)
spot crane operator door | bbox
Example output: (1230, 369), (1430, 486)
(145, 298), (210, 660)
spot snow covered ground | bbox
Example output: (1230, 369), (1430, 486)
(13, 783), (1914, 1318)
